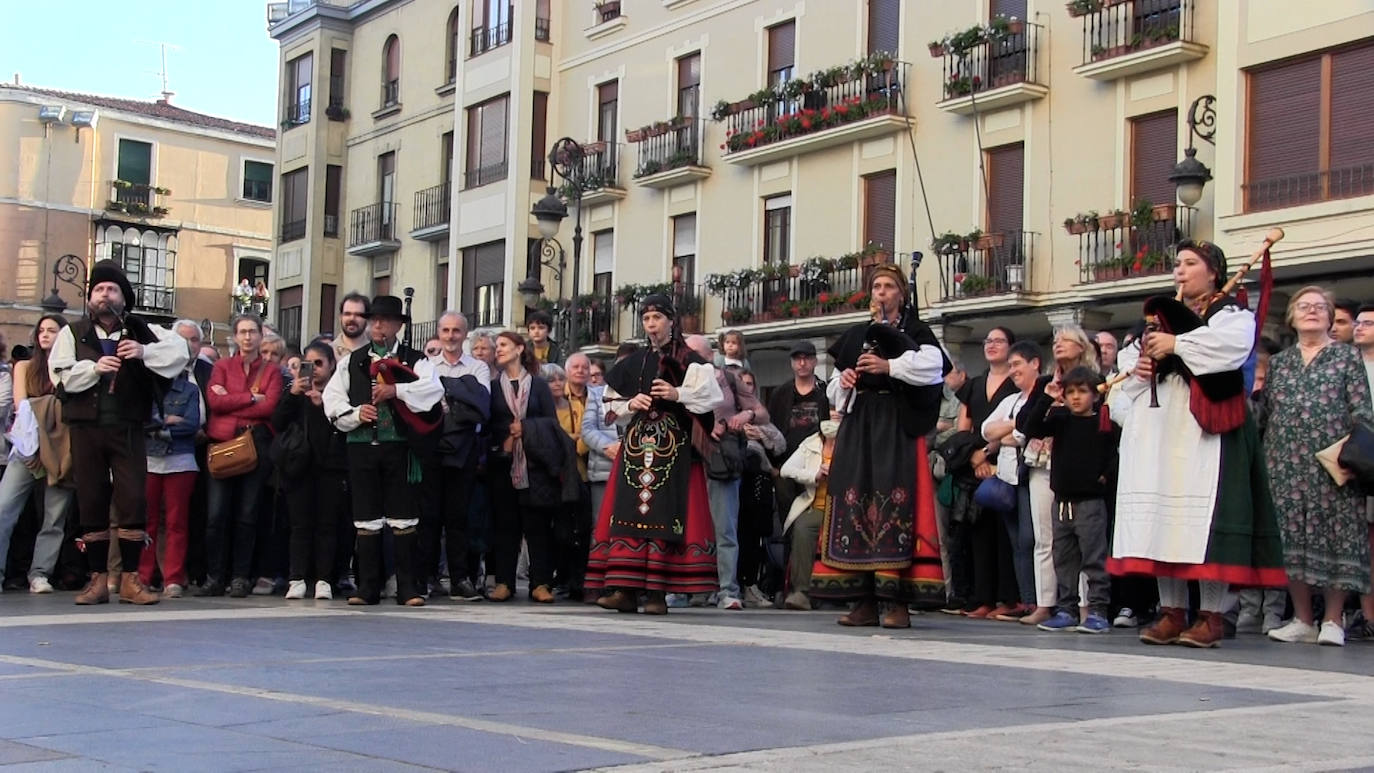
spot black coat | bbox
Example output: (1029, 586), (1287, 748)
(438, 374), (490, 468)
(489, 374), (564, 506)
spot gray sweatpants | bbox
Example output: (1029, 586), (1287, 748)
(1052, 497), (1110, 616)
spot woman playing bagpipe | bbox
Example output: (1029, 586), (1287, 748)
(1107, 237), (1287, 648)
(586, 293), (724, 615)
(811, 264), (950, 629)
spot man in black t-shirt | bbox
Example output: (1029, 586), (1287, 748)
(769, 341), (829, 521)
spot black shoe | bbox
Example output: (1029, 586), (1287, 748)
(228, 578), (250, 598)
(450, 578), (483, 602)
(193, 580), (224, 597)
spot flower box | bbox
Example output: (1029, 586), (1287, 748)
(928, 42), (946, 58)
(1093, 265), (1122, 282)
(973, 233), (1005, 250)
(1097, 212), (1127, 230)
(1151, 203), (1177, 222)
(1065, 221), (1090, 235)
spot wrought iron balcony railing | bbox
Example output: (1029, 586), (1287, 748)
(939, 23), (1042, 100)
(1073, 205), (1194, 284)
(413, 181), (451, 231)
(1242, 165), (1374, 213)
(348, 202), (399, 247)
(470, 21), (513, 56)
(1078, 0), (1195, 65)
(721, 61), (905, 155)
(632, 119), (701, 177)
(937, 231), (1036, 301)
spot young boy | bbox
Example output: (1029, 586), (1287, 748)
(1022, 366), (1120, 634)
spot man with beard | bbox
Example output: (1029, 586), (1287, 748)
(50, 260), (189, 604)
(333, 293), (370, 362)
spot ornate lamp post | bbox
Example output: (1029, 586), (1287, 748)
(40, 253), (88, 314)
(1170, 95), (1216, 207)
(523, 138), (588, 351)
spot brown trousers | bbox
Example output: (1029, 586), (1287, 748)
(70, 424), (148, 533)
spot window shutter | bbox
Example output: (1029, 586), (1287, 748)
(991, 0), (1027, 19)
(384, 36), (399, 80)
(598, 80), (618, 104)
(1247, 58), (1321, 203)
(319, 284), (337, 335)
(768, 22), (795, 72)
(474, 240), (505, 286)
(1130, 109), (1178, 206)
(678, 54), (701, 89)
(986, 144), (1024, 235)
(1330, 43), (1374, 173)
(867, 0), (900, 55)
(117, 140), (152, 185)
(864, 171), (897, 250)
(673, 214), (696, 257)
(531, 92), (548, 175)
(278, 286), (303, 309)
(324, 165), (341, 218)
(480, 96), (508, 169)
(594, 230), (615, 274)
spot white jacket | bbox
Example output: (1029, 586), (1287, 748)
(779, 431), (826, 532)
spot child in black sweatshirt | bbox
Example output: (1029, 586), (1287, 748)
(1022, 366), (1119, 634)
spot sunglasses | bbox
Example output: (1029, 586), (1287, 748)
(307, 358), (327, 367)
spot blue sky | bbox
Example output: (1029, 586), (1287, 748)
(3, 0), (280, 126)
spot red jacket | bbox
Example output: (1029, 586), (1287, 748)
(206, 355), (282, 442)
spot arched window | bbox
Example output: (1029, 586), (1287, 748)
(382, 35), (400, 107)
(445, 8), (460, 84)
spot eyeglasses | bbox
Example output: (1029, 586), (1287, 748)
(984, 337), (1009, 345)
(1295, 302), (1330, 314)
(1354, 320), (1374, 329)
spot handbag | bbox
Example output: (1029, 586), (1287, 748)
(207, 361), (269, 480)
(707, 432), (746, 480)
(973, 476), (1017, 512)
(1337, 422), (1374, 489)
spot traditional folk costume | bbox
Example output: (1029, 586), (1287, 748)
(50, 260), (189, 605)
(811, 266), (949, 619)
(323, 295), (443, 606)
(585, 295), (723, 613)
(1107, 242), (1285, 648)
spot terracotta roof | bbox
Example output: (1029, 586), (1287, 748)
(3, 84), (276, 140)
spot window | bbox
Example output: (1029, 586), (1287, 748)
(286, 53), (312, 125)
(462, 240), (505, 327)
(867, 0), (900, 56)
(597, 80), (618, 143)
(437, 257), (450, 313)
(328, 49), (346, 112)
(373, 275), (392, 297)
(441, 131), (455, 184)
(471, 0), (513, 56)
(986, 143), (1024, 236)
(278, 286), (303, 349)
(465, 95), (509, 188)
(767, 21), (795, 88)
(319, 283), (337, 336)
(535, 0), (551, 42)
(378, 152), (396, 236)
(96, 226), (177, 315)
(117, 139), (152, 186)
(763, 195), (791, 265)
(863, 171), (897, 251)
(324, 165), (341, 237)
(593, 229), (615, 296)
(677, 53), (701, 119)
(1131, 110), (1178, 207)
(382, 35), (400, 108)
(1245, 41), (1374, 211)
(280, 167), (308, 242)
(446, 7), (460, 83)
(672, 214), (696, 288)
(373, 255), (392, 299)
(531, 92), (548, 179)
(243, 160), (273, 203)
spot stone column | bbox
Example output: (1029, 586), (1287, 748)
(1044, 306), (1112, 333)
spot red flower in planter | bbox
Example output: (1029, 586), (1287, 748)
(1133, 259), (1144, 273)
(821, 107), (831, 119)
(835, 104), (849, 115)
(800, 118), (812, 129)
(954, 273), (967, 284)
(972, 76), (982, 87)
(756, 119), (766, 128)
(817, 292), (831, 304)
(719, 143), (726, 150)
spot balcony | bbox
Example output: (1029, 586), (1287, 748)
(470, 21), (512, 57)
(373, 80), (400, 119)
(133, 284), (176, 317)
(719, 56), (907, 167)
(412, 181), (451, 240)
(704, 249), (893, 331)
(933, 21), (1047, 116)
(464, 160), (509, 190)
(280, 218), (306, 243)
(281, 98), (311, 129)
(629, 118), (710, 189)
(935, 231), (1037, 304)
(563, 141), (626, 206)
(1070, 204), (1194, 286)
(1242, 165), (1374, 213)
(1072, 0), (1207, 81)
(347, 202), (401, 256)
(106, 181), (170, 220)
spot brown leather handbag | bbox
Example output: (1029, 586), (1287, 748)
(207, 361), (269, 480)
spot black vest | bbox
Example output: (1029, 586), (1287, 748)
(346, 342), (440, 445)
(59, 316), (164, 425)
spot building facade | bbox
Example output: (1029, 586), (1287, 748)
(0, 83), (275, 346)
(267, 0), (1374, 381)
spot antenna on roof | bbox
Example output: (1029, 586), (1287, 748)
(136, 40), (181, 103)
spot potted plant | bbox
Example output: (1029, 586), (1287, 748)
(1066, 0), (1103, 17)
(847, 290), (870, 310)
(1151, 202), (1177, 222)
(1130, 198), (1155, 230)
(1097, 208), (1128, 230)
(972, 230), (1005, 250)
(1005, 263), (1025, 291)
(931, 231), (966, 254)
(106, 200), (127, 212)
(961, 273), (994, 296)
(860, 245), (888, 269)
(152, 206), (171, 217)
(928, 40), (947, 58)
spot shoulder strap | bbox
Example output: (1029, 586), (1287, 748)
(249, 358), (270, 394)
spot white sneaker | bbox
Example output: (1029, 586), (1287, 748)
(251, 577), (275, 596)
(1318, 620), (1345, 647)
(29, 576), (54, 594)
(1112, 607), (1137, 628)
(1268, 618), (1319, 643)
(743, 584), (773, 609)
(162, 584), (184, 599)
(717, 595), (744, 610)
(314, 580), (333, 600)
(284, 580), (308, 600)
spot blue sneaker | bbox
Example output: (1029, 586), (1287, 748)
(1037, 610), (1079, 631)
(1077, 613), (1111, 634)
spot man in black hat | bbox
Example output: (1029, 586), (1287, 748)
(323, 295), (443, 605)
(49, 259), (190, 605)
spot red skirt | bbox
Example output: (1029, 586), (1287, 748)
(584, 459), (717, 593)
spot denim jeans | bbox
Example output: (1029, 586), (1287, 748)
(205, 461), (272, 582)
(1003, 483), (1036, 606)
(0, 462), (74, 583)
(707, 477), (741, 599)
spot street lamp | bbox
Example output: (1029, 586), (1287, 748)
(1170, 94), (1216, 207)
(525, 137), (588, 351)
(40, 253), (88, 314)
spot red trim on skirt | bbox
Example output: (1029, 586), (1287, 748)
(1107, 556), (1288, 587)
(584, 459), (717, 594)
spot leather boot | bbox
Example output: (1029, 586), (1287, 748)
(596, 589), (638, 613)
(838, 599), (880, 627)
(1139, 606), (1187, 645)
(1178, 610), (1225, 648)
(881, 604), (911, 629)
(391, 527), (424, 606)
(75, 573), (110, 605)
(641, 590), (668, 615)
(119, 572), (160, 605)
(348, 531), (382, 605)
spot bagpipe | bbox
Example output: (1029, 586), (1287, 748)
(369, 288), (442, 437)
(1100, 227), (1283, 435)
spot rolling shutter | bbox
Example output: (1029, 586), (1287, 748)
(991, 0), (1027, 19)
(986, 143), (1024, 235)
(1247, 57), (1321, 205)
(867, 0), (899, 56)
(1130, 109), (1178, 206)
(864, 171), (897, 250)
(767, 22), (795, 73)
(1330, 43), (1374, 173)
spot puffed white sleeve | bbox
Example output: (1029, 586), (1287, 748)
(827, 377), (851, 414)
(1175, 305), (1256, 375)
(678, 362), (724, 415)
(396, 358), (443, 412)
(141, 324), (190, 379)
(603, 384), (633, 428)
(888, 345), (946, 387)
(323, 360), (361, 433)
(49, 326), (99, 394)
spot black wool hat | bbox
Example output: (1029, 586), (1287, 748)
(87, 260), (136, 308)
(639, 293), (676, 319)
(366, 295), (410, 321)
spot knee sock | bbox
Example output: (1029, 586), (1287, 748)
(1158, 577), (1188, 609)
(82, 533), (110, 575)
(117, 531), (146, 576)
(1199, 579), (1232, 613)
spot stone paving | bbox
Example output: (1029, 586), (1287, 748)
(0, 593), (1371, 771)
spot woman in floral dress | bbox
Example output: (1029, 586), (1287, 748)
(1265, 285), (1373, 647)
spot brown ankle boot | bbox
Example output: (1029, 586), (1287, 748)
(641, 591), (668, 615)
(119, 573), (160, 605)
(1139, 606), (1187, 645)
(1178, 610), (1224, 648)
(838, 599), (880, 627)
(75, 573), (110, 605)
(596, 589), (638, 613)
(880, 604), (911, 629)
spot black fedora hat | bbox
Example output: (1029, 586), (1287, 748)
(365, 295), (409, 321)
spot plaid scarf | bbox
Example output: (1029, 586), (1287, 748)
(499, 369), (532, 489)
